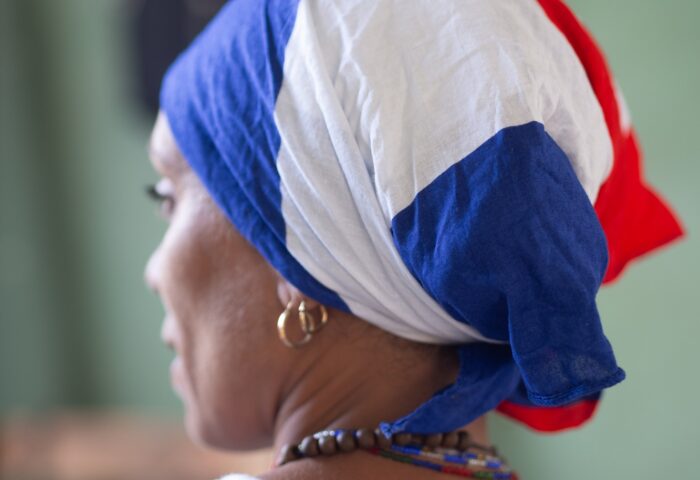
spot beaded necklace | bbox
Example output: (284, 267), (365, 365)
(276, 428), (519, 479)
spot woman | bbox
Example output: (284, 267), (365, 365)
(144, 0), (684, 478)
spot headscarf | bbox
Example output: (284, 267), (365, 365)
(160, 0), (684, 434)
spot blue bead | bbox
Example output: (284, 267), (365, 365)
(392, 444), (422, 456)
(412, 458), (441, 471)
(444, 454), (467, 464)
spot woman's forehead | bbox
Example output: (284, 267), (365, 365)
(149, 112), (187, 175)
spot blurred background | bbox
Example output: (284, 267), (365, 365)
(0, 0), (697, 479)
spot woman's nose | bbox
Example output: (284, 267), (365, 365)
(144, 248), (161, 295)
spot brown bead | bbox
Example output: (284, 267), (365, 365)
(393, 432), (412, 446)
(424, 433), (443, 448)
(336, 430), (357, 452)
(299, 435), (319, 457)
(457, 431), (471, 451)
(276, 444), (300, 466)
(441, 431), (459, 449)
(318, 434), (338, 455)
(374, 429), (392, 449)
(356, 428), (376, 449)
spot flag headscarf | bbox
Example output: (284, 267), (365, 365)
(160, 0), (685, 434)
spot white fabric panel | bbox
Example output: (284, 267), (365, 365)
(275, 0), (611, 344)
(277, 0), (499, 344)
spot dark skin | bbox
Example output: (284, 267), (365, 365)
(145, 112), (492, 478)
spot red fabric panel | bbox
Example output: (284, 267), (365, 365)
(496, 399), (600, 433)
(595, 130), (685, 282)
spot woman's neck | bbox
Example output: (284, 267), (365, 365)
(269, 313), (490, 463)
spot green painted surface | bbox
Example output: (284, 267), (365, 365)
(1, 1), (697, 477)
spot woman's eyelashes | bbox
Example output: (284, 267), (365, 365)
(146, 179), (176, 218)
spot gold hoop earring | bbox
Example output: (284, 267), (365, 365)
(298, 301), (328, 334)
(277, 301), (312, 348)
(277, 301), (329, 348)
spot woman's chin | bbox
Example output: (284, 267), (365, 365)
(182, 409), (211, 447)
(169, 359), (216, 447)
(183, 411), (271, 452)
(183, 413), (235, 451)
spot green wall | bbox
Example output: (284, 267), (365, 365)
(0, 0), (172, 410)
(1, 1), (697, 478)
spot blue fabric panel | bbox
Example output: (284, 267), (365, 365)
(381, 343), (521, 435)
(160, 0), (348, 311)
(390, 122), (624, 429)
(505, 380), (601, 407)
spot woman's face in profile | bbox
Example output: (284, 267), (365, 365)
(144, 113), (292, 450)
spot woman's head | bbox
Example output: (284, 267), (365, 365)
(148, 0), (648, 447)
(144, 113), (459, 451)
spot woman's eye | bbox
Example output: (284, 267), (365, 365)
(145, 180), (176, 218)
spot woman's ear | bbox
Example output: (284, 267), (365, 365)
(275, 276), (320, 310)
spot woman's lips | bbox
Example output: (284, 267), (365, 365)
(170, 356), (186, 396)
(160, 317), (178, 351)
(161, 318), (186, 397)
